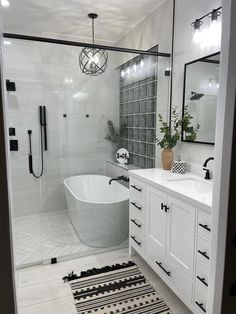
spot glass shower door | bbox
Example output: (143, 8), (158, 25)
(4, 39), (46, 268)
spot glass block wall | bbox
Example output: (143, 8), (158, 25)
(119, 52), (158, 168)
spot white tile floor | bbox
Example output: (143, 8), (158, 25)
(15, 248), (192, 314)
(13, 211), (93, 267)
(13, 211), (128, 267)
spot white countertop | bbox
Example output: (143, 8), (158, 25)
(129, 168), (212, 212)
(107, 160), (140, 170)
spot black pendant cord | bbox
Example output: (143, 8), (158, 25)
(92, 18), (95, 45)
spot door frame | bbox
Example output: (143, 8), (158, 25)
(0, 31), (18, 314)
(207, 0), (236, 313)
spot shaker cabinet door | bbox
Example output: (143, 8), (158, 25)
(166, 196), (196, 277)
(146, 186), (167, 255)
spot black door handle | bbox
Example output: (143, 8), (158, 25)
(195, 301), (206, 313)
(156, 261), (171, 277)
(131, 185), (142, 192)
(130, 235), (141, 246)
(197, 275), (208, 287)
(198, 250), (210, 260)
(199, 223), (211, 232)
(130, 219), (142, 228)
(161, 203), (169, 212)
(131, 202), (142, 210)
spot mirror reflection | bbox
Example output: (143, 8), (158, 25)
(182, 52), (220, 144)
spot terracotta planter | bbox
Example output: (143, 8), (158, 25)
(161, 148), (173, 170)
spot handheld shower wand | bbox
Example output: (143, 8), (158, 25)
(28, 105), (48, 178)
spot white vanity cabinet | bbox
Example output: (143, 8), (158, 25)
(129, 171), (212, 314)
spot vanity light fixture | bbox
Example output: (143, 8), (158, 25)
(121, 69), (125, 78)
(79, 13), (108, 76)
(191, 6), (222, 46)
(1, 0), (10, 7)
(191, 19), (203, 45)
(208, 9), (222, 46)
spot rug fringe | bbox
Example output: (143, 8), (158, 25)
(63, 260), (136, 282)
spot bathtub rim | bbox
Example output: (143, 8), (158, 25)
(64, 174), (129, 205)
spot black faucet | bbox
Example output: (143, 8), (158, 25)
(203, 157), (214, 180)
(109, 175), (129, 185)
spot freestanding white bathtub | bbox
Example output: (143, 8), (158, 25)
(64, 175), (130, 248)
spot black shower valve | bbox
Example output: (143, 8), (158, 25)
(9, 127), (15, 136)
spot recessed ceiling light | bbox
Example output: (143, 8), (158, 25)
(1, 0), (10, 7)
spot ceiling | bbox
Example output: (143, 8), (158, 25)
(3, 0), (165, 43)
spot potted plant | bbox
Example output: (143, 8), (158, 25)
(156, 106), (200, 170)
(104, 120), (125, 160)
(156, 107), (180, 170)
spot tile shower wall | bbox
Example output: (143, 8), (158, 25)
(4, 39), (119, 217)
(120, 55), (157, 168)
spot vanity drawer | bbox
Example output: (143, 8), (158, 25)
(130, 195), (145, 215)
(195, 281), (208, 313)
(197, 236), (210, 269)
(130, 177), (146, 199)
(146, 243), (193, 303)
(129, 229), (143, 253)
(198, 211), (211, 241)
(196, 263), (209, 288)
(129, 212), (144, 233)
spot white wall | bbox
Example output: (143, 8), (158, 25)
(116, 0), (172, 62)
(4, 39), (119, 217)
(173, 0), (222, 174)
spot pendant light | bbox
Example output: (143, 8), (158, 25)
(79, 13), (108, 76)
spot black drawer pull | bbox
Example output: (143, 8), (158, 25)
(130, 219), (142, 228)
(131, 202), (142, 210)
(131, 185), (142, 192)
(156, 261), (171, 277)
(161, 202), (169, 212)
(195, 301), (206, 313)
(130, 235), (141, 246)
(199, 223), (211, 232)
(198, 250), (210, 260)
(197, 276), (208, 287)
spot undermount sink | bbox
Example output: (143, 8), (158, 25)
(167, 177), (212, 194)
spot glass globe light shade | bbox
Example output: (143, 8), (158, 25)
(79, 47), (108, 76)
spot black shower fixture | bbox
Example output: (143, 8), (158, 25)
(6, 79), (16, 91)
(190, 91), (204, 101)
(28, 106), (47, 178)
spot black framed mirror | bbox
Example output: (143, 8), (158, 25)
(181, 52), (220, 145)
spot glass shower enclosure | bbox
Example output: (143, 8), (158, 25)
(4, 37), (171, 268)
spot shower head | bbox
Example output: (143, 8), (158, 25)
(190, 91), (204, 100)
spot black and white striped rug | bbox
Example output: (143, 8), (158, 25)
(63, 261), (171, 314)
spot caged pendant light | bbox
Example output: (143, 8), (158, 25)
(79, 13), (108, 76)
